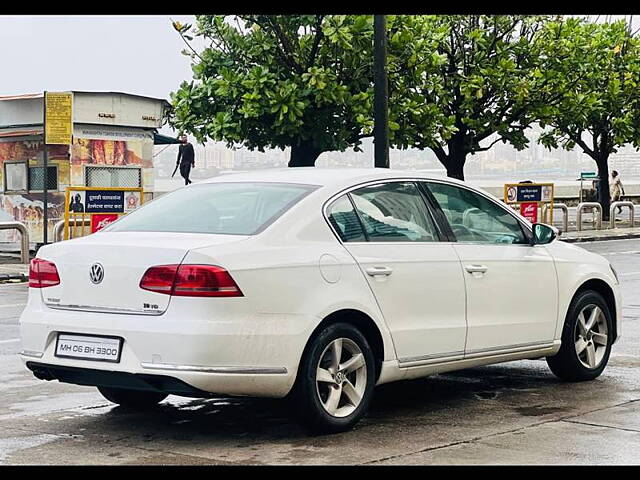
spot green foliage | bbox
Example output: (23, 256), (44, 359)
(169, 15), (378, 164)
(390, 15), (558, 178)
(536, 18), (640, 163)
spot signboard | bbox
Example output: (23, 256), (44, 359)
(45, 92), (73, 145)
(504, 182), (554, 224)
(504, 183), (554, 204)
(580, 172), (598, 180)
(91, 214), (119, 233)
(64, 186), (143, 240)
(520, 202), (538, 224)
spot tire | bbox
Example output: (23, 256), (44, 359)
(292, 322), (376, 434)
(546, 290), (613, 381)
(97, 386), (167, 409)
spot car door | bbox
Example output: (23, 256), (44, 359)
(326, 181), (467, 366)
(423, 181), (558, 357)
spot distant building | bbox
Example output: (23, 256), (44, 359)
(0, 91), (171, 243)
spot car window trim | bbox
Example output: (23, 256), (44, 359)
(416, 182), (457, 242)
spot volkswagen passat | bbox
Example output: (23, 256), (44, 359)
(20, 168), (621, 432)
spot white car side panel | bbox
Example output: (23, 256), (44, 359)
(454, 243), (558, 353)
(544, 241), (621, 341)
(343, 242), (467, 365)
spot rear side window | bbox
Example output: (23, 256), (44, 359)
(326, 195), (366, 242)
(349, 182), (439, 242)
(106, 182), (317, 235)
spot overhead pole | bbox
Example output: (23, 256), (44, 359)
(374, 14), (390, 168)
(43, 91), (49, 245)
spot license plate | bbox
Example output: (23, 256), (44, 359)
(55, 333), (123, 363)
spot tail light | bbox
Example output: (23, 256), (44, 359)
(139, 264), (243, 297)
(29, 258), (61, 288)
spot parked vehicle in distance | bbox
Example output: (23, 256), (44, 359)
(20, 168), (621, 432)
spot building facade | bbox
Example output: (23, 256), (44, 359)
(0, 91), (170, 244)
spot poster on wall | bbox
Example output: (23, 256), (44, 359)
(0, 140), (69, 243)
(0, 193), (64, 243)
(71, 138), (144, 167)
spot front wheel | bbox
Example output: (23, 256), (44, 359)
(546, 290), (613, 381)
(293, 323), (376, 434)
(98, 386), (167, 409)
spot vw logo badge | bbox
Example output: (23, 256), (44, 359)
(89, 263), (104, 284)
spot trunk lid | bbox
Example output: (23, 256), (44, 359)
(36, 231), (248, 315)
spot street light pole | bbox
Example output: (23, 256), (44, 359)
(373, 14), (389, 168)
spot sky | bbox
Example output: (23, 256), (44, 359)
(0, 15), (198, 133)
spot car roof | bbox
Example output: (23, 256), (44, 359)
(199, 167), (463, 191)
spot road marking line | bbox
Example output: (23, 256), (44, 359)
(0, 303), (26, 308)
(0, 338), (20, 344)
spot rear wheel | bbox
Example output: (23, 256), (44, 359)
(98, 386), (167, 409)
(293, 323), (375, 434)
(546, 290), (613, 381)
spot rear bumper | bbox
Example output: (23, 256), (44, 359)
(19, 300), (312, 398)
(26, 361), (213, 398)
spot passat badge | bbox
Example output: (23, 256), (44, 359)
(89, 263), (104, 284)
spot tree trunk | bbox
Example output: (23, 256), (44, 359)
(596, 157), (611, 221)
(432, 136), (468, 181)
(288, 142), (322, 167)
(443, 147), (467, 181)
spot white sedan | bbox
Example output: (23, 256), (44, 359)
(20, 168), (621, 432)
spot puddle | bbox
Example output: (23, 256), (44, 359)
(0, 433), (60, 464)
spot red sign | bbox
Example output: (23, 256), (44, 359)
(91, 214), (119, 233)
(519, 202), (538, 223)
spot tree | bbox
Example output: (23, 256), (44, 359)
(390, 15), (557, 180)
(170, 15), (383, 167)
(537, 18), (640, 218)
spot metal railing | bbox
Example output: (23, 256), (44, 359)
(577, 202), (603, 231)
(541, 203), (569, 233)
(54, 218), (91, 242)
(609, 201), (636, 229)
(0, 221), (30, 264)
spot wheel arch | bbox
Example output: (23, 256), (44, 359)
(572, 278), (618, 342)
(299, 309), (385, 383)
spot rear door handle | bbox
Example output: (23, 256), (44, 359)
(465, 264), (488, 274)
(366, 266), (393, 276)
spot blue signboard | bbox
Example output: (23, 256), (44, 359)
(516, 185), (543, 202)
(84, 190), (125, 213)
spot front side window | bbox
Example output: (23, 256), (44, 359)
(326, 195), (366, 242)
(106, 182), (317, 235)
(425, 182), (527, 244)
(349, 182), (439, 242)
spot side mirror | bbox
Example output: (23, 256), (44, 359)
(531, 223), (558, 245)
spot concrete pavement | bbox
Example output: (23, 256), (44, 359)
(0, 239), (639, 464)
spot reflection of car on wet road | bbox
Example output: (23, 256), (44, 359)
(19, 168), (621, 433)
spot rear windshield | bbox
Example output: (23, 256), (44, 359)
(105, 182), (318, 235)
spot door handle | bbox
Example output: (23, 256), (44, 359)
(366, 266), (393, 276)
(465, 264), (488, 274)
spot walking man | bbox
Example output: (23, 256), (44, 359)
(176, 134), (195, 185)
(610, 170), (625, 215)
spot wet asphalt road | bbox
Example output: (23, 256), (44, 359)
(1, 239), (640, 465)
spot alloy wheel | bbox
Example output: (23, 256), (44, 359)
(575, 303), (609, 369)
(315, 337), (367, 418)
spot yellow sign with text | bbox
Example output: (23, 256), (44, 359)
(45, 91), (73, 145)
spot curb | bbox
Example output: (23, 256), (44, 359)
(0, 273), (27, 283)
(560, 232), (640, 243)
